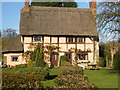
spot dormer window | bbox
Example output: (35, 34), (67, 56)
(33, 36), (42, 41)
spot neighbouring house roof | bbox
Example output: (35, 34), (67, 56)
(20, 6), (98, 36)
(2, 35), (23, 53)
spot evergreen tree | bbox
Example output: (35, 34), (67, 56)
(31, 0), (77, 8)
(34, 44), (45, 67)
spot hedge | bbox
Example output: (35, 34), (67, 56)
(2, 72), (43, 89)
(54, 66), (96, 88)
(17, 67), (49, 80)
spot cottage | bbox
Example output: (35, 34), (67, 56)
(3, 1), (99, 67)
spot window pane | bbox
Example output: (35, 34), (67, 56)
(33, 36), (42, 41)
(11, 56), (18, 61)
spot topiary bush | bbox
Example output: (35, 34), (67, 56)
(2, 72), (43, 89)
(17, 67), (49, 80)
(113, 51), (120, 70)
(54, 66), (96, 88)
(60, 55), (71, 66)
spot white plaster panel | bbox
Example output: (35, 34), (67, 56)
(85, 37), (93, 43)
(77, 44), (84, 51)
(59, 37), (66, 43)
(68, 44), (75, 50)
(86, 44), (93, 51)
(51, 37), (58, 43)
(44, 36), (50, 43)
(59, 44), (67, 51)
(24, 37), (32, 43)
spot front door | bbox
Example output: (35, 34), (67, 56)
(65, 53), (72, 64)
(51, 53), (58, 67)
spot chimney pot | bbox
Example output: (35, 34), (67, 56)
(24, 0), (29, 11)
(89, 1), (96, 8)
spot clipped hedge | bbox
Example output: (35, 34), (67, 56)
(17, 67), (49, 80)
(54, 66), (96, 88)
(2, 72), (43, 89)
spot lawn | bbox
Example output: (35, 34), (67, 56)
(84, 69), (118, 88)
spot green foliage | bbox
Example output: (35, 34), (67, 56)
(2, 72), (43, 88)
(17, 67), (49, 80)
(99, 57), (106, 67)
(34, 44), (45, 67)
(60, 55), (71, 66)
(31, 0), (77, 8)
(54, 66), (96, 88)
(113, 51), (120, 70)
(27, 60), (33, 67)
(14, 64), (27, 69)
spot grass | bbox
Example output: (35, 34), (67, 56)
(84, 69), (118, 88)
(41, 67), (60, 88)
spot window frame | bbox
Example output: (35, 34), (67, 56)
(11, 56), (19, 62)
(76, 53), (88, 60)
(33, 36), (42, 42)
(66, 37), (85, 44)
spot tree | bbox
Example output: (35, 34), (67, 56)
(97, 2), (120, 41)
(1, 28), (18, 38)
(31, 0), (77, 8)
(113, 51), (120, 70)
(34, 44), (45, 67)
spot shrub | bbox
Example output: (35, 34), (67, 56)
(2, 72), (43, 89)
(54, 66), (96, 88)
(60, 55), (70, 66)
(15, 64), (27, 69)
(27, 60), (33, 67)
(99, 57), (106, 67)
(17, 67), (49, 80)
(113, 51), (120, 70)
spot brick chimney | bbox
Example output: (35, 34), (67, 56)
(89, 1), (96, 8)
(89, 0), (96, 18)
(24, 0), (29, 11)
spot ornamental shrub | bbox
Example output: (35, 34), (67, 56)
(113, 51), (120, 70)
(60, 55), (70, 66)
(15, 64), (27, 69)
(17, 67), (49, 80)
(2, 72), (43, 89)
(54, 66), (96, 88)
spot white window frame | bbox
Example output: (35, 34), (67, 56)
(33, 36), (42, 41)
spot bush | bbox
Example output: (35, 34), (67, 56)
(60, 55), (70, 66)
(17, 67), (49, 80)
(2, 72), (43, 89)
(113, 51), (120, 70)
(54, 66), (96, 88)
(15, 64), (27, 69)
(99, 57), (106, 67)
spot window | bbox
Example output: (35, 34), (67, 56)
(52, 53), (58, 61)
(33, 36), (42, 41)
(11, 56), (18, 61)
(65, 53), (72, 60)
(76, 53), (88, 60)
(77, 37), (84, 43)
(66, 37), (75, 43)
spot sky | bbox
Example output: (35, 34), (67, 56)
(1, 1), (89, 33)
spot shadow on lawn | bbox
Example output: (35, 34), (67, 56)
(46, 75), (58, 80)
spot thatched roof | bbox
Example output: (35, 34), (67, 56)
(20, 6), (97, 36)
(2, 35), (23, 53)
